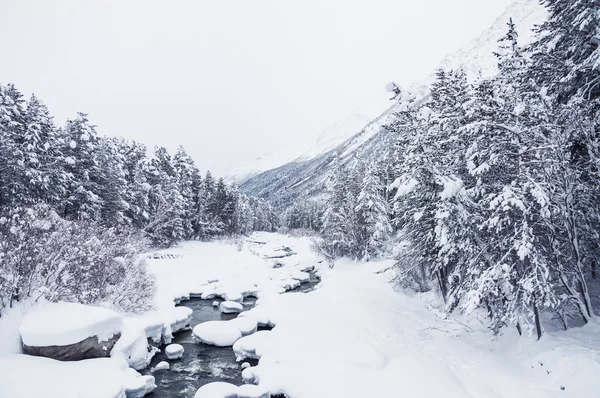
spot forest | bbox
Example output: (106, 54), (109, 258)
(290, 1), (600, 339)
(0, 86), (278, 314)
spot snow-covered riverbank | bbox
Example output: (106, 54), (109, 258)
(1, 232), (599, 397)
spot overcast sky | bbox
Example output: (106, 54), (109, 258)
(0, 0), (512, 176)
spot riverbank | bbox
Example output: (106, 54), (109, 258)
(2, 232), (600, 397)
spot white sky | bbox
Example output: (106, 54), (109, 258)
(0, 0), (512, 176)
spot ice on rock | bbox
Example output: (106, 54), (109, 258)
(229, 317), (258, 336)
(212, 301), (220, 307)
(194, 381), (238, 398)
(241, 362), (250, 369)
(193, 321), (242, 347)
(20, 302), (123, 348)
(165, 343), (184, 359)
(152, 361), (170, 372)
(220, 300), (244, 314)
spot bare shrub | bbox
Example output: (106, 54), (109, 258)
(0, 205), (155, 315)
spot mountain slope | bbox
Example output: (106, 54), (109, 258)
(241, 0), (547, 208)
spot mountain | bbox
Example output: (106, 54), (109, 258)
(226, 110), (374, 184)
(241, 0), (547, 209)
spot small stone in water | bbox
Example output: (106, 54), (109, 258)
(212, 301), (219, 307)
(165, 343), (184, 360)
(241, 362), (250, 369)
(153, 361), (170, 372)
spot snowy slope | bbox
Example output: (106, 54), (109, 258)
(411, 0), (547, 97)
(227, 110), (374, 183)
(241, 0), (547, 207)
(296, 110), (374, 162)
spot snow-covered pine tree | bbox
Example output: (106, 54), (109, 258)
(145, 146), (185, 246)
(97, 137), (129, 227)
(321, 153), (352, 258)
(459, 20), (558, 337)
(61, 113), (103, 222)
(173, 146), (198, 239)
(0, 84), (25, 207)
(355, 165), (392, 260)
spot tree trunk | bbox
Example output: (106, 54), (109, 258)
(533, 298), (543, 340)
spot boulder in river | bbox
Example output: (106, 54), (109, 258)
(20, 302), (123, 361)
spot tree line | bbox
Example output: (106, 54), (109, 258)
(319, 0), (600, 338)
(0, 84), (278, 314)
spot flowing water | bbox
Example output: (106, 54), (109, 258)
(145, 273), (319, 397)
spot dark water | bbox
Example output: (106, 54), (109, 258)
(145, 273), (320, 397)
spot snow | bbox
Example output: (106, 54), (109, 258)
(439, 176), (464, 199)
(410, 0), (547, 97)
(232, 330), (271, 361)
(20, 302), (123, 347)
(152, 361), (170, 372)
(111, 324), (158, 370)
(229, 316), (258, 336)
(5, 231), (598, 397)
(194, 382), (269, 398)
(194, 381), (238, 398)
(146, 232), (321, 313)
(165, 343), (184, 360)
(193, 321), (242, 347)
(228, 252), (600, 398)
(0, 354), (155, 398)
(390, 177), (419, 198)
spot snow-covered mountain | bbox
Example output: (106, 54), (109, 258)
(227, 110), (374, 183)
(241, 0), (547, 208)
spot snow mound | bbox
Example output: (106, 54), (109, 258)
(233, 331), (271, 361)
(220, 301), (244, 314)
(229, 317), (258, 336)
(0, 354), (155, 398)
(194, 382), (269, 398)
(193, 321), (242, 347)
(111, 325), (158, 370)
(20, 302), (123, 347)
(194, 382), (237, 398)
(152, 361), (170, 372)
(165, 343), (184, 359)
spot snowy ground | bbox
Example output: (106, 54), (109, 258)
(1, 232), (599, 397)
(237, 257), (600, 397)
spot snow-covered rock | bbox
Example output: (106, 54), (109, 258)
(152, 361), (170, 372)
(229, 317), (258, 337)
(212, 301), (220, 307)
(193, 321), (242, 347)
(165, 343), (184, 360)
(220, 301), (244, 314)
(232, 331), (270, 361)
(0, 354), (153, 398)
(20, 302), (123, 361)
(194, 381), (238, 398)
(161, 306), (193, 344)
(193, 382), (269, 398)
(111, 326), (158, 370)
(122, 369), (156, 398)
